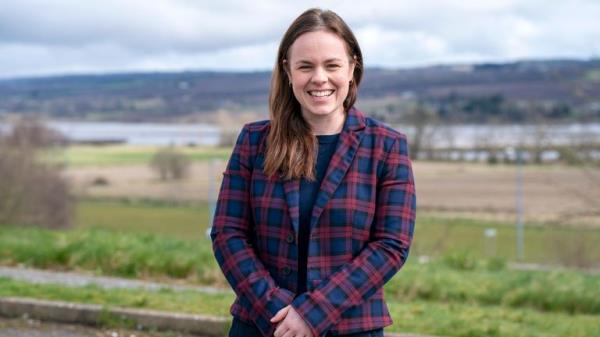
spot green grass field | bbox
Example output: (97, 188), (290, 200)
(74, 199), (600, 268)
(1, 277), (598, 337)
(1, 224), (600, 315)
(75, 198), (211, 239)
(3, 199), (600, 337)
(414, 215), (600, 267)
(61, 145), (232, 167)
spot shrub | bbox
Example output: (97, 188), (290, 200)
(442, 250), (478, 270)
(486, 256), (507, 271)
(0, 117), (72, 229)
(149, 146), (191, 181)
(91, 176), (110, 186)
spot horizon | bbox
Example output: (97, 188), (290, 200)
(2, 56), (598, 82)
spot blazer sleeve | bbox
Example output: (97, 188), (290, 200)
(290, 134), (417, 337)
(210, 124), (295, 337)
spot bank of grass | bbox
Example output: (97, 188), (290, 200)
(0, 277), (598, 337)
(413, 214), (600, 267)
(1, 225), (600, 316)
(75, 198), (600, 267)
(75, 198), (212, 239)
(62, 145), (232, 167)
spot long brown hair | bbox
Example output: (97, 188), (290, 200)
(264, 8), (363, 180)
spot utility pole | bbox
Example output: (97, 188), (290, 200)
(515, 148), (525, 261)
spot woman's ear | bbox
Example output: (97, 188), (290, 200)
(283, 58), (292, 82)
(348, 55), (356, 79)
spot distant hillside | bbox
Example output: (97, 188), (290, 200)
(0, 59), (599, 123)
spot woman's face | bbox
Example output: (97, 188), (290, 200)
(285, 30), (355, 122)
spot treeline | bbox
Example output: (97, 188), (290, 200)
(369, 93), (584, 124)
(0, 59), (599, 123)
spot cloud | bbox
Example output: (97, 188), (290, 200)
(0, 0), (599, 78)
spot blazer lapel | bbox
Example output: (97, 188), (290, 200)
(283, 178), (300, 234)
(280, 107), (366, 235)
(310, 107), (366, 231)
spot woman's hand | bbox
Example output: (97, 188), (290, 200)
(271, 305), (314, 337)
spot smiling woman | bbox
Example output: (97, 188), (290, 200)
(283, 30), (356, 136)
(210, 7), (416, 337)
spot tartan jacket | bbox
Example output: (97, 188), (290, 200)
(210, 106), (416, 337)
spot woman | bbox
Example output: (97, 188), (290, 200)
(211, 8), (416, 337)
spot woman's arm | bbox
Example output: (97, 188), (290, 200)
(290, 134), (417, 337)
(210, 124), (295, 337)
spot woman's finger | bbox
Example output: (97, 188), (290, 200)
(273, 322), (288, 337)
(270, 305), (291, 323)
(281, 329), (297, 337)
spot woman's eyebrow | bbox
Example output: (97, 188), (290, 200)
(294, 57), (343, 65)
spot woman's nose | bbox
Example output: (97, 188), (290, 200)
(311, 67), (327, 84)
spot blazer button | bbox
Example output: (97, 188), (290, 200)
(282, 266), (291, 275)
(286, 233), (295, 244)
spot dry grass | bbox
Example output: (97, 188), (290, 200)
(413, 162), (600, 227)
(65, 161), (600, 228)
(66, 161), (225, 202)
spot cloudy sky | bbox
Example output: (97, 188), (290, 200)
(1, 0), (599, 79)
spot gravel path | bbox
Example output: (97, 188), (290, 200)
(0, 266), (230, 294)
(1, 262), (595, 295)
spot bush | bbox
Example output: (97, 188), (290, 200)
(442, 250), (478, 270)
(0, 117), (72, 229)
(91, 176), (110, 186)
(149, 147), (191, 181)
(485, 256), (507, 271)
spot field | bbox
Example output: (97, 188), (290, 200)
(60, 144), (600, 268)
(1, 225), (599, 337)
(2, 144), (599, 336)
(70, 199), (600, 268)
(64, 145), (600, 227)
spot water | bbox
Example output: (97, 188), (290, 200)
(0, 121), (221, 146)
(0, 120), (598, 148)
(393, 123), (600, 148)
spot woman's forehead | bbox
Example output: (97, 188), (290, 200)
(288, 30), (350, 62)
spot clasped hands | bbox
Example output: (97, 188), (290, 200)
(270, 305), (315, 337)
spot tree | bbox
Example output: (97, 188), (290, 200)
(404, 101), (438, 160)
(0, 117), (72, 229)
(150, 146), (191, 181)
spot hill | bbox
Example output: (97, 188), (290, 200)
(0, 59), (599, 123)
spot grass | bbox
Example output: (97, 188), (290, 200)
(413, 214), (600, 267)
(0, 276), (598, 337)
(75, 198), (600, 267)
(60, 145), (232, 167)
(3, 198), (600, 336)
(75, 198), (212, 239)
(0, 277), (233, 317)
(1, 224), (600, 316)
(0, 226), (221, 284)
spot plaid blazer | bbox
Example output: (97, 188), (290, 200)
(211, 107), (416, 337)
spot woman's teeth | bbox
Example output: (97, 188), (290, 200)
(309, 90), (334, 97)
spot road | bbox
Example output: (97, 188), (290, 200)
(0, 317), (198, 337)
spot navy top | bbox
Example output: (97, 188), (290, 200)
(297, 133), (340, 295)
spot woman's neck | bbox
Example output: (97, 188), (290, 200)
(303, 109), (345, 135)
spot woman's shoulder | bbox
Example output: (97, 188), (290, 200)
(362, 114), (407, 142)
(242, 119), (270, 133)
(236, 120), (270, 152)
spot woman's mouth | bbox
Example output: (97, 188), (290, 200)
(308, 89), (334, 97)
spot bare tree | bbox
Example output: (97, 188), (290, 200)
(403, 101), (438, 160)
(0, 117), (72, 229)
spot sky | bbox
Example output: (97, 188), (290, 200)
(1, 0), (599, 79)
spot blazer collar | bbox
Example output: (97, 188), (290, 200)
(283, 106), (366, 234)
